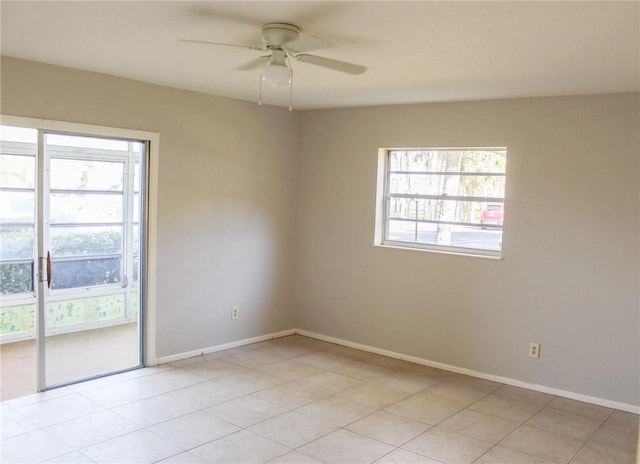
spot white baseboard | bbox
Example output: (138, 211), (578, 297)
(155, 329), (296, 364)
(295, 329), (640, 414)
(154, 326), (638, 414)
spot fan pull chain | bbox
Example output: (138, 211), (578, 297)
(288, 68), (293, 111)
(258, 72), (264, 106)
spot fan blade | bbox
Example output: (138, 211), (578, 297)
(285, 34), (333, 52)
(236, 57), (269, 71)
(294, 54), (366, 75)
(179, 39), (264, 52)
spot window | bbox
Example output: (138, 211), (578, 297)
(376, 148), (507, 257)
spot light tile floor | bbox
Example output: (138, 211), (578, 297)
(1, 335), (638, 463)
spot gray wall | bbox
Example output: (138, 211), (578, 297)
(295, 94), (640, 406)
(1, 57), (300, 357)
(2, 57), (638, 407)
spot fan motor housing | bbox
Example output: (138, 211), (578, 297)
(261, 23), (300, 47)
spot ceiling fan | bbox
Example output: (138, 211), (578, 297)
(180, 23), (366, 110)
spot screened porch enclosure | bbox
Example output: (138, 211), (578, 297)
(0, 124), (144, 394)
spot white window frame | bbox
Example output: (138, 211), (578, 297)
(374, 147), (507, 259)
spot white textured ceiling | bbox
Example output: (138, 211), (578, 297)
(1, 1), (638, 110)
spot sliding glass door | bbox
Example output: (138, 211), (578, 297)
(41, 133), (144, 387)
(0, 124), (147, 391)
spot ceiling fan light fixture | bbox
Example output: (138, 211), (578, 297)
(261, 61), (291, 87)
(181, 21), (366, 111)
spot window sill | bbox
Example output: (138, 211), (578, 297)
(375, 241), (503, 260)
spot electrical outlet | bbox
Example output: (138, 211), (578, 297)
(231, 306), (239, 320)
(529, 342), (540, 359)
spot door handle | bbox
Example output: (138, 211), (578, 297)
(46, 251), (52, 289)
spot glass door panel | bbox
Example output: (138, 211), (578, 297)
(43, 133), (143, 387)
(0, 126), (38, 399)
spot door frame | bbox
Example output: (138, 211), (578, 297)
(1, 115), (159, 380)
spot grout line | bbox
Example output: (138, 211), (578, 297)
(563, 408), (616, 463)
